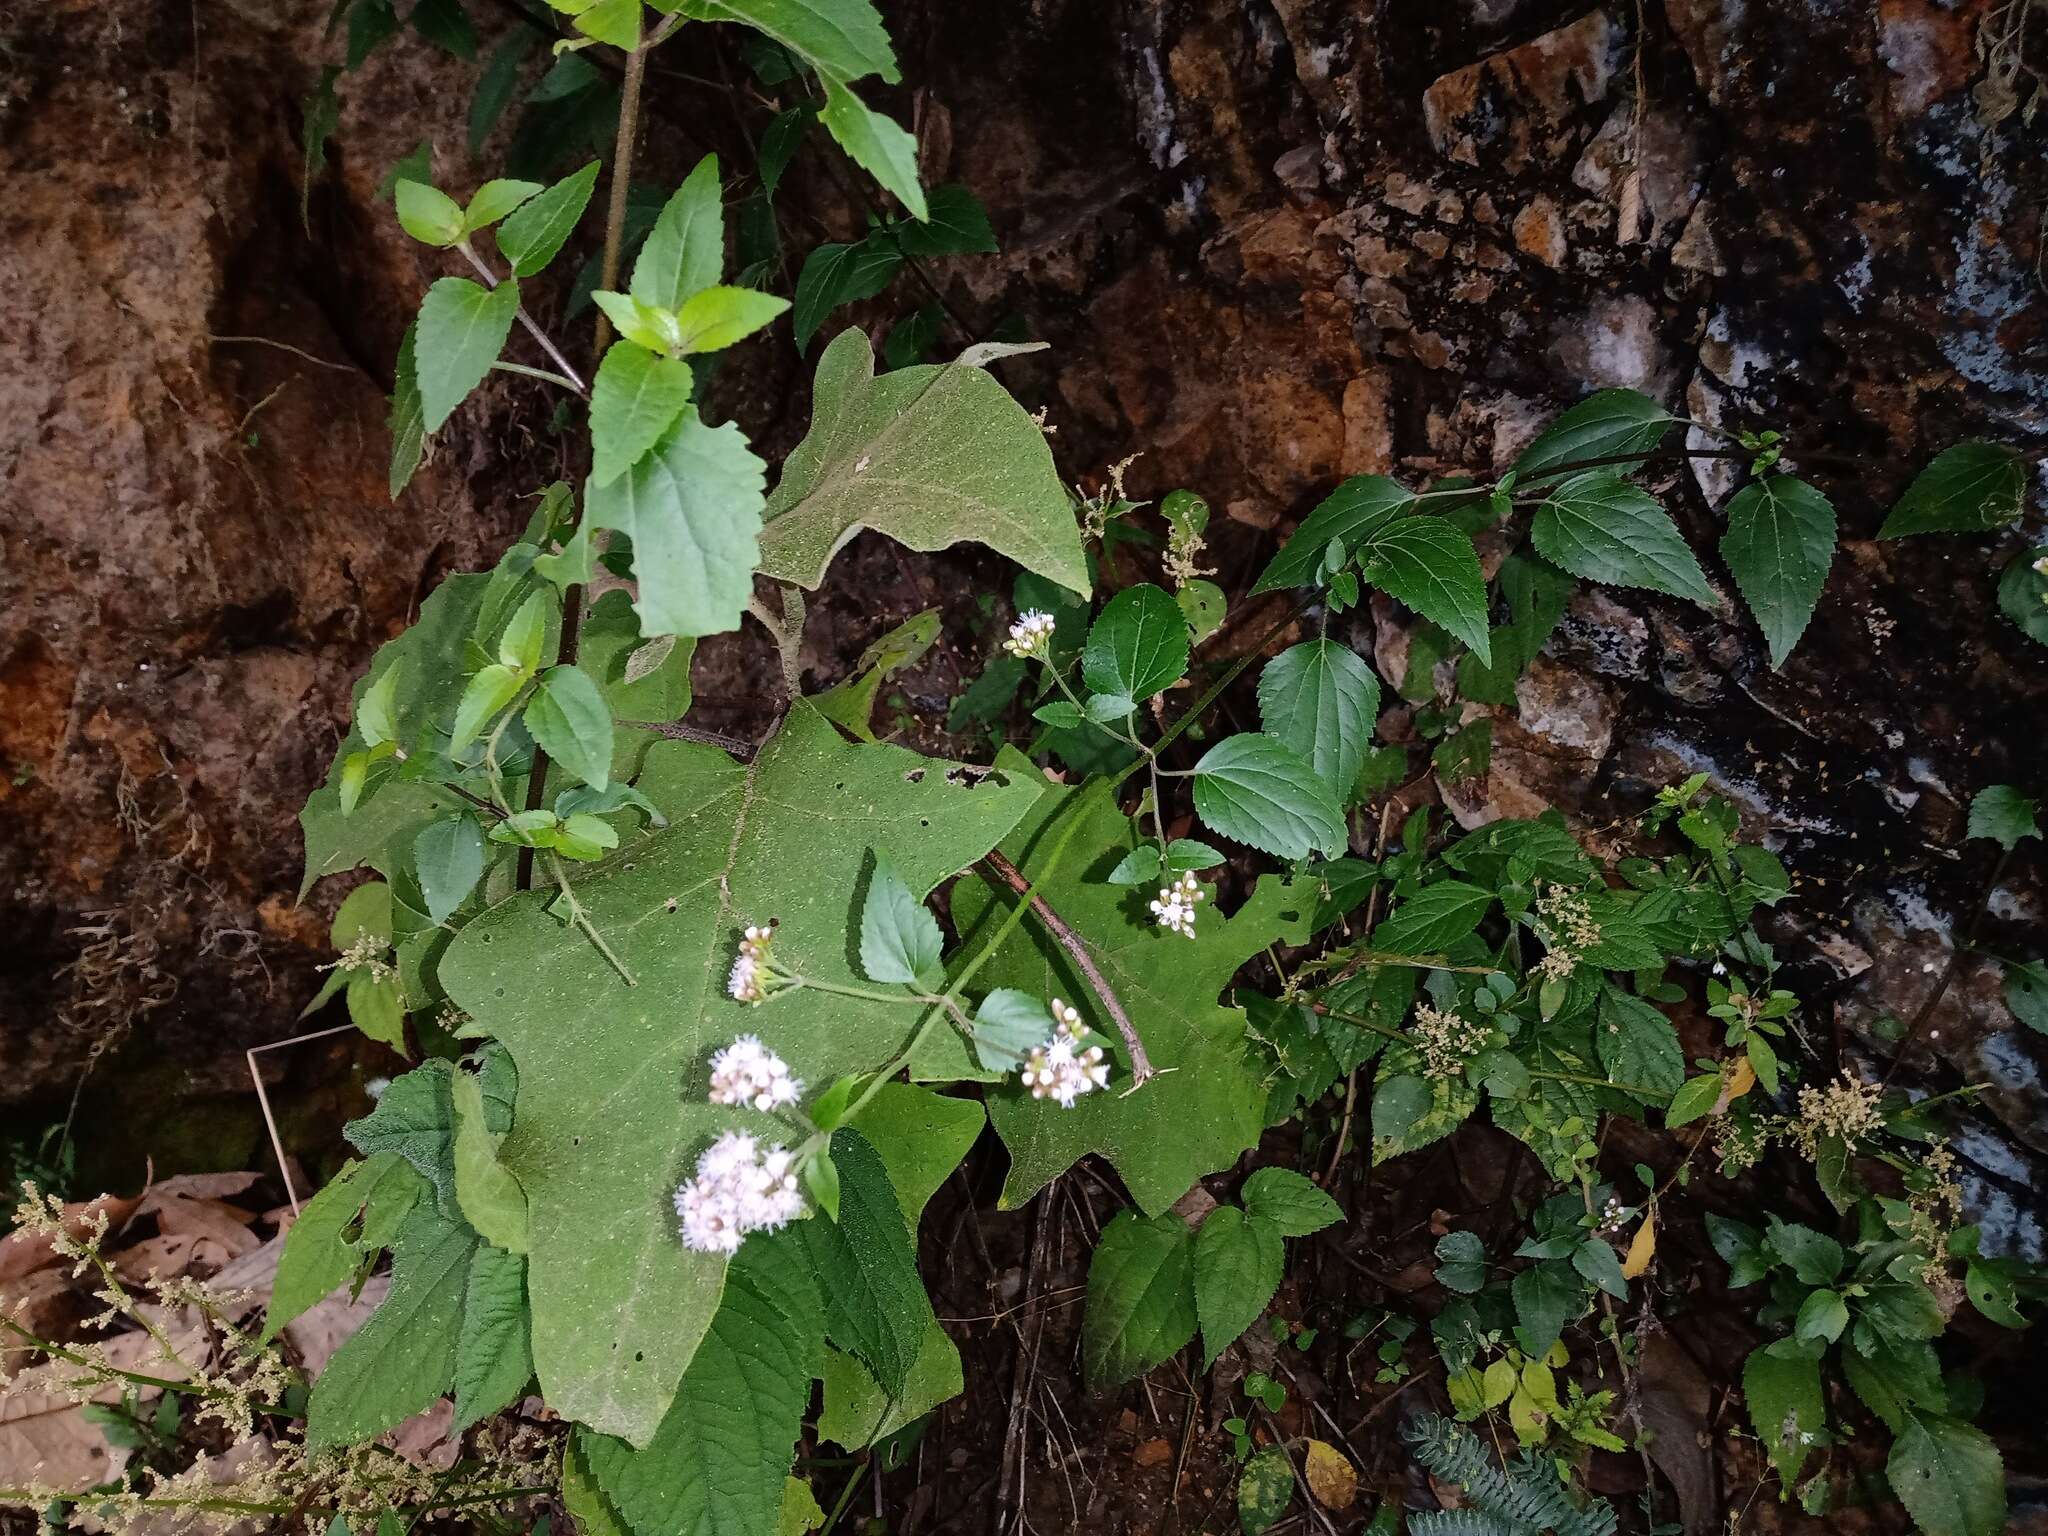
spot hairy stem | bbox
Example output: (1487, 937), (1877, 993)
(979, 847), (1156, 1085)
(456, 243), (589, 394)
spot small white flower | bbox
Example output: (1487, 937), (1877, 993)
(675, 1132), (809, 1253)
(1149, 870), (1205, 938)
(2033, 555), (2048, 577)
(365, 1076), (391, 1101)
(727, 922), (782, 1004)
(1020, 998), (1110, 1108)
(707, 1033), (804, 1113)
(1003, 609), (1057, 660)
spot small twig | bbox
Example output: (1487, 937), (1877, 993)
(979, 848), (1156, 1084)
(646, 719), (760, 757)
(207, 334), (359, 374)
(246, 1022), (364, 1214)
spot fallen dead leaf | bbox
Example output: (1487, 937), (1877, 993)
(1621, 1213), (1657, 1279)
(1303, 1438), (1356, 1509)
(1132, 1436), (1172, 1468)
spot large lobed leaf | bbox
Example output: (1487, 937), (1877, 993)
(757, 329), (1087, 600)
(439, 707), (1043, 1445)
(930, 764), (1313, 1213)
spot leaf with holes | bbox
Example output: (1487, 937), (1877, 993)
(438, 707), (1042, 1444)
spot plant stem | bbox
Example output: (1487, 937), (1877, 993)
(456, 243), (589, 394)
(592, 23), (649, 354)
(979, 847), (1157, 1084)
(747, 589), (808, 698)
(490, 359), (583, 391)
(546, 850), (637, 985)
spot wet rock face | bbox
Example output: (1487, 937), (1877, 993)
(5, 0), (2046, 1245)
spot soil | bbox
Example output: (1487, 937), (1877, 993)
(4, 0), (2048, 1530)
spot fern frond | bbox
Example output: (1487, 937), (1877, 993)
(1402, 1413), (1619, 1536)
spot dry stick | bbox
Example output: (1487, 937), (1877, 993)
(1880, 846), (2014, 1092)
(978, 848), (1156, 1085)
(247, 1022), (361, 1213)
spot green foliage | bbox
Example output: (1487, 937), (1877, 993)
(1531, 471), (1714, 606)
(1879, 442), (2027, 537)
(1190, 733), (1345, 860)
(1083, 584), (1189, 705)
(757, 329), (1089, 599)
(413, 276), (521, 431)
(1511, 388), (1671, 479)
(1720, 475), (1837, 668)
(1256, 639), (1380, 796)
(1966, 783), (2039, 850)
(1082, 1210), (1197, 1388)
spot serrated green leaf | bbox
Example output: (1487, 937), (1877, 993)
(591, 289), (681, 354)
(632, 154), (725, 311)
(670, 0), (899, 87)
(1513, 389), (1672, 479)
(581, 1234), (825, 1523)
(1879, 442), (2027, 537)
(1433, 1230), (1486, 1294)
(395, 179), (465, 246)
(347, 1059), (462, 1212)
(306, 1203), (477, 1449)
(845, 1081), (985, 1225)
(1595, 986), (1684, 1099)
(468, 31), (534, 155)
(1532, 471), (1715, 606)
(451, 1069), (528, 1253)
(859, 853), (944, 982)
(1084, 583), (1188, 703)
(2005, 959), (2048, 1034)
(1764, 1214), (1843, 1285)
(1191, 733), (1345, 860)
(453, 1243), (533, 1428)
(1721, 476), (1836, 668)
(1510, 1257), (1582, 1358)
(1888, 1413), (2005, 1536)
(1084, 1209), (1198, 1387)
(585, 406), (767, 639)
(817, 1318), (961, 1452)
(896, 184), (996, 258)
(346, 971), (407, 1052)
(411, 0), (475, 56)
(791, 236), (902, 353)
(819, 80), (926, 221)
(437, 710), (1042, 1443)
(1743, 1344), (1824, 1485)
(572, 0), (640, 46)
(1240, 1167), (1340, 1237)
(525, 664), (614, 790)
(1357, 518), (1492, 664)
(1252, 475), (1417, 595)
(589, 341), (693, 488)
(1573, 1237), (1629, 1300)
(415, 815), (487, 923)
(792, 1128), (935, 1399)
(415, 276), (521, 431)
(674, 284), (790, 353)
(757, 105), (811, 197)
(1997, 546), (2048, 646)
(1664, 1072), (1721, 1128)
(1966, 783), (2038, 850)
(450, 662), (524, 754)
(464, 177), (543, 233)
(1372, 880), (1492, 956)
(1193, 1207), (1283, 1368)
(496, 159), (599, 277)
(1256, 639), (1380, 796)
(759, 328), (1087, 597)
(388, 320), (427, 498)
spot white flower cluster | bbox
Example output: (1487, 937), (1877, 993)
(707, 1033), (803, 1113)
(1021, 1000), (1110, 1108)
(674, 1131), (804, 1254)
(2034, 555), (2048, 577)
(727, 923), (780, 1004)
(1150, 871), (1205, 938)
(1003, 609), (1057, 660)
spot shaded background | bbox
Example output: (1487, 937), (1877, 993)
(3, 0), (2044, 1302)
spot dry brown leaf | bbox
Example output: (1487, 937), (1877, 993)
(1131, 1437), (1172, 1468)
(1711, 1057), (1756, 1116)
(1302, 1438), (1356, 1509)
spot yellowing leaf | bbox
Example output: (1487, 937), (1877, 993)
(1714, 1056), (1757, 1115)
(1622, 1213), (1657, 1279)
(1303, 1439), (1357, 1510)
